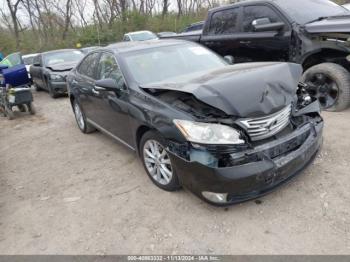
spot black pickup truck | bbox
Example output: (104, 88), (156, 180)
(162, 0), (350, 111)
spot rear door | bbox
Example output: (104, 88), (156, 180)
(31, 55), (44, 88)
(236, 4), (291, 62)
(73, 52), (101, 119)
(200, 7), (242, 59)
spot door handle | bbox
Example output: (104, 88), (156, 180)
(240, 41), (251, 44)
(92, 88), (100, 95)
(92, 85), (106, 95)
(94, 85), (106, 91)
(72, 79), (78, 84)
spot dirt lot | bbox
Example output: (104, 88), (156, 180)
(0, 90), (350, 254)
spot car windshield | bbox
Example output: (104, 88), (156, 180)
(130, 32), (158, 41)
(23, 56), (36, 65)
(275, 0), (348, 24)
(44, 50), (84, 66)
(122, 44), (227, 85)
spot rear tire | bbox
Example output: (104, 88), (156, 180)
(73, 100), (96, 134)
(6, 107), (14, 120)
(140, 131), (181, 192)
(18, 104), (26, 112)
(28, 103), (36, 115)
(302, 63), (350, 111)
(34, 83), (42, 92)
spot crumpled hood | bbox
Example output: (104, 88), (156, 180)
(46, 61), (78, 72)
(141, 62), (302, 118)
(305, 16), (350, 33)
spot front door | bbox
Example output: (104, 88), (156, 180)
(235, 4), (291, 62)
(91, 52), (133, 147)
(200, 7), (242, 60)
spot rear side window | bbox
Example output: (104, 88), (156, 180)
(208, 8), (240, 35)
(243, 5), (282, 32)
(77, 52), (100, 79)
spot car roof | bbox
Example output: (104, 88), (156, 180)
(209, 0), (275, 12)
(105, 39), (190, 54)
(22, 53), (39, 58)
(126, 30), (155, 36)
(189, 21), (204, 26)
(42, 49), (81, 55)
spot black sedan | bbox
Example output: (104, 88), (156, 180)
(67, 40), (323, 205)
(30, 49), (84, 98)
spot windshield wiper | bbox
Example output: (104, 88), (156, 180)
(306, 16), (329, 24)
(306, 13), (350, 24)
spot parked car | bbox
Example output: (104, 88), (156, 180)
(22, 53), (39, 83)
(161, 0), (350, 112)
(80, 46), (100, 54)
(157, 32), (177, 37)
(0, 60), (35, 120)
(342, 3), (350, 10)
(182, 21), (204, 33)
(30, 49), (84, 98)
(0, 52), (23, 68)
(123, 31), (158, 41)
(67, 40), (323, 205)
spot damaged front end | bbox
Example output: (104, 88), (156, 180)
(142, 63), (323, 205)
(166, 92), (322, 205)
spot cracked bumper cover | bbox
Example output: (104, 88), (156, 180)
(169, 121), (323, 205)
(50, 81), (67, 93)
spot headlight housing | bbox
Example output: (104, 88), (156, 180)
(173, 119), (244, 145)
(50, 74), (65, 82)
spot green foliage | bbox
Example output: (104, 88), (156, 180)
(0, 12), (206, 56)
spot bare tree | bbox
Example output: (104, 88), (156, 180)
(162, 0), (169, 17)
(5, 0), (22, 48)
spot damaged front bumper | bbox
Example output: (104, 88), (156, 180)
(169, 120), (323, 206)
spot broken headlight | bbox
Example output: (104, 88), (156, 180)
(173, 119), (245, 145)
(50, 74), (65, 82)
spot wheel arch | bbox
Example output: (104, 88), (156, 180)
(69, 93), (75, 107)
(302, 49), (350, 71)
(135, 125), (152, 156)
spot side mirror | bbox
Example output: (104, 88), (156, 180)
(252, 18), (285, 32)
(224, 55), (234, 65)
(94, 78), (121, 92)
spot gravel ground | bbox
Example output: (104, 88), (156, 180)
(0, 90), (350, 255)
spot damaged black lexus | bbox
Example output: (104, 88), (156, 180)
(67, 40), (323, 205)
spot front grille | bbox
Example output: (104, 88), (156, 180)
(239, 104), (291, 141)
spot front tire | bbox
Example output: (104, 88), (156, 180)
(302, 63), (350, 111)
(140, 131), (181, 191)
(73, 100), (96, 134)
(47, 81), (59, 99)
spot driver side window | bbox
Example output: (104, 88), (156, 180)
(243, 5), (282, 32)
(97, 53), (125, 89)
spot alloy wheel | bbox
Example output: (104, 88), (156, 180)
(305, 73), (339, 109)
(74, 102), (85, 130)
(143, 139), (173, 185)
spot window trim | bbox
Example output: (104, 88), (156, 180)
(240, 3), (291, 33)
(76, 51), (101, 80)
(208, 6), (242, 36)
(97, 50), (129, 92)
